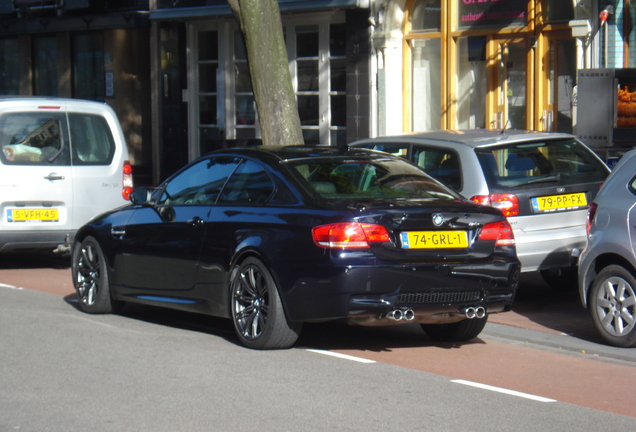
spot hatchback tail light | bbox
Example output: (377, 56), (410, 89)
(312, 222), (391, 249)
(478, 220), (515, 246)
(470, 194), (519, 217)
(586, 202), (598, 235)
(122, 161), (133, 200)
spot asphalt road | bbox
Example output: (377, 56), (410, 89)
(1, 253), (635, 430)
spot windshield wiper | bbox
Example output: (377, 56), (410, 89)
(525, 174), (561, 185)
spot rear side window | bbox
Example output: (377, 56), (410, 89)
(69, 113), (116, 165)
(475, 139), (609, 191)
(218, 160), (274, 205)
(412, 147), (461, 191)
(0, 112), (70, 166)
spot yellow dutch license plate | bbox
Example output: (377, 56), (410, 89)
(531, 192), (587, 213)
(400, 231), (468, 249)
(8, 208), (59, 222)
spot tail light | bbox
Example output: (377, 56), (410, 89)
(471, 194), (519, 217)
(312, 222), (391, 249)
(122, 160), (133, 200)
(479, 220), (515, 246)
(586, 202), (598, 235)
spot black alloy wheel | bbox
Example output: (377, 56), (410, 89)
(72, 236), (122, 314)
(589, 265), (636, 348)
(230, 257), (302, 350)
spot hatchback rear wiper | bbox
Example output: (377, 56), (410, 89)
(525, 174), (561, 185)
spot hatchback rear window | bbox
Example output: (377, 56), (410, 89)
(475, 139), (609, 191)
(288, 157), (458, 201)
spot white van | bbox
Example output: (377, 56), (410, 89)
(0, 97), (132, 253)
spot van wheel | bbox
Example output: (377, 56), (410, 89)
(421, 316), (488, 342)
(589, 265), (636, 348)
(72, 236), (122, 314)
(230, 257), (302, 350)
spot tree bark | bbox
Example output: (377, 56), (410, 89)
(228, 0), (304, 146)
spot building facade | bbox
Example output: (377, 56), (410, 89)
(0, 1), (634, 184)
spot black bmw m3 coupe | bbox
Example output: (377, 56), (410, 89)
(72, 145), (520, 349)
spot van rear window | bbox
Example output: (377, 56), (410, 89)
(69, 113), (116, 165)
(0, 112), (69, 166)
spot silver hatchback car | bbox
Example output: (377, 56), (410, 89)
(352, 130), (610, 288)
(578, 149), (636, 347)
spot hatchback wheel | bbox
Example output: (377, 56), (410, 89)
(230, 257), (302, 350)
(72, 236), (122, 314)
(540, 267), (577, 291)
(589, 265), (636, 348)
(421, 316), (487, 342)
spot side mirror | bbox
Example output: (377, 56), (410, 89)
(129, 188), (154, 205)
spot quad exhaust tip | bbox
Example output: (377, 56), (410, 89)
(463, 306), (486, 319)
(386, 308), (416, 321)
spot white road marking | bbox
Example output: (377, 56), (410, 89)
(306, 349), (376, 364)
(0, 283), (22, 290)
(451, 379), (556, 402)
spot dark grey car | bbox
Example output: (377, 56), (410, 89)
(352, 130), (610, 288)
(578, 149), (636, 348)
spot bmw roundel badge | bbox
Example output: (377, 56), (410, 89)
(433, 213), (444, 226)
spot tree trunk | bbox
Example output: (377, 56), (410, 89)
(228, 0), (304, 146)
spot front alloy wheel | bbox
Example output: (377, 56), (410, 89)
(589, 265), (636, 348)
(230, 257), (301, 350)
(72, 236), (121, 314)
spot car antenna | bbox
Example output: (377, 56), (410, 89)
(500, 118), (510, 135)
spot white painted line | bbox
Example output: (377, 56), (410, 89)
(0, 283), (22, 290)
(306, 349), (376, 364)
(451, 379), (556, 403)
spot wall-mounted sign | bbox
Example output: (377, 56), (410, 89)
(458, 0), (527, 28)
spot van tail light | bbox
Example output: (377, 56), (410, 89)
(479, 220), (515, 247)
(312, 222), (391, 249)
(470, 194), (519, 217)
(586, 202), (598, 235)
(122, 160), (133, 200)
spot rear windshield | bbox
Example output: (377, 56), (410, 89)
(475, 139), (609, 191)
(286, 157), (459, 201)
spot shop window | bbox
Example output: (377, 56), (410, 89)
(197, 30), (219, 155)
(457, 0), (527, 29)
(457, 36), (487, 129)
(72, 33), (105, 102)
(543, 0), (575, 23)
(411, 38), (441, 131)
(0, 38), (19, 95)
(33, 36), (58, 96)
(411, 0), (441, 32)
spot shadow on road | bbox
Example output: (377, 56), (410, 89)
(0, 252), (70, 270)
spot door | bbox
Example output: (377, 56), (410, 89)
(541, 32), (576, 133)
(488, 38), (528, 130)
(121, 156), (240, 292)
(0, 108), (74, 239)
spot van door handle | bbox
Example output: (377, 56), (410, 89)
(186, 216), (205, 226)
(44, 173), (65, 181)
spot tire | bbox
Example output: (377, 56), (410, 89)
(230, 257), (302, 350)
(72, 236), (122, 314)
(589, 265), (636, 348)
(421, 316), (488, 342)
(540, 267), (578, 291)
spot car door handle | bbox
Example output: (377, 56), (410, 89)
(44, 173), (65, 181)
(186, 216), (205, 226)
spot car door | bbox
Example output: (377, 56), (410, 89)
(0, 108), (74, 241)
(120, 156), (240, 292)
